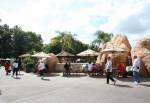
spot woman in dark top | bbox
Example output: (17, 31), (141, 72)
(64, 62), (70, 76)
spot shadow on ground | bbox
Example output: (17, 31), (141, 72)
(139, 84), (150, 87)
(13, 77), (21, 79)
(41, 77), (50, 81)
(36, 73), (60, 77)
(40, 73), (60, 77)
(109, 84), (133, 88)
(115, 84), (133, 88)
(89, 75), (106, 79)
(117, 77), (150, 83)
(62, 74), (87, 78)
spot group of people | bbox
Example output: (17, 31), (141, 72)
(0, 59), (20, 78)
(85, 62), (102, 76)
(105, 55), (141, 85)
(63, 62), (71, 76)
(63, 61), (102, 76)
(1, 55), (141, 85)
(64, 55), (141, 85)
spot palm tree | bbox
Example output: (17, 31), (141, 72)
(92, 30), (113, 49)
(54, 31), (73, 51)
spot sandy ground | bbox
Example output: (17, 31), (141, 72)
(0, 68), (150, 103)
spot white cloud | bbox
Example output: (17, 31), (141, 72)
(0, 0), (150, 45)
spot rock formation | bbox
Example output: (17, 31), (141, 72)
(46, 53), (58, 72)
(97, 34), (132, 69)
(131, 38), (150, 77)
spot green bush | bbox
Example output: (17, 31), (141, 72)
(23, 57), (35, 73)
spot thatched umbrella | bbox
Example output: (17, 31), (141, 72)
(56, 51), (74, 63)
(56, 51), (74, 57)
(77, 49), (99, 62)
(32, 52), (51, 58)
(101, 47), (128, 54)
(19, 53), (31, 58)
(77, 49), (99, 56)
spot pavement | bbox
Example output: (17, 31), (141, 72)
(0, 68), (150, 103)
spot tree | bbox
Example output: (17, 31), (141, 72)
(55, 31), (73, 51)
(11, 26), (28, 57)
(0, 24), (13, 58)
(92, 30), (113, 46)
(48, 32), (88, 54)
(0, 24), (43, 58)
(89, 43), (99, 52)
(25, 31), (43, 53)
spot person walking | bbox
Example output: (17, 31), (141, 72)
(12, 60), (19, 78)
(38, 61), (45, 79)
(132, 55), (141, 85)
(4, 61), (10, 75)
(105, 57), (116, 85)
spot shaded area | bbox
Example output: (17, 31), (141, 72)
(139, 84), (150, 87)
(109, 84), (133, 88)
(115, 84), (133, 88)
(42, 73), (60, 77)
(62, 74), (87, 78)
(89, 75), (106, 79)
(117, 77), (150, 82)
(41, 77), (50, 81)
(35, 73), (60, 78)
(13, 77), (21, 79)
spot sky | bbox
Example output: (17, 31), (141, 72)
(0, 0), (150, 46)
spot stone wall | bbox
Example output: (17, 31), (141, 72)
(55, 63), (87, 72)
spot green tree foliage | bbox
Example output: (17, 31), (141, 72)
(89, 43), (99, 52)
(25, 31), (43, 53)
(0, 24), (43, 58)
(70, 39), (88, 54)
(55, 31), (73, 51)
(43, 31), (88, 54)
(93, 30), (113, 45)
(0, 24), (13, 58)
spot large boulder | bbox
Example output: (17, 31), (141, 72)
(97, 34), (132, 68)
(131, 38), (150, 77)
(46, 53), (59, 73)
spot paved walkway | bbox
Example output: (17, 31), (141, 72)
(0, 68), (150, 103)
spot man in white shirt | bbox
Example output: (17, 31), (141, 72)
(88, 61), (92, 76)
(38, 61), (45, 76)
(132, 55), (141, 84)
(105, 57), (116, 85)
(12, 60), (19, 77)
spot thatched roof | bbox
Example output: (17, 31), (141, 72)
(77, 49), (99, 56)
(101, 47), (128, 54)
(19, 53), (31, 57)
(56, 51), (74, 56)
(32, 52), (51, 58)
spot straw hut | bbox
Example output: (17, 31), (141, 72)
(56, 51), (74, 63)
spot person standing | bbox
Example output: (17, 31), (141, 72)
(88, 61), (92, 76)
(132, 55), (141, 84)
(0, 61), (2, 69)
(105, 57), (116, 85)
(38, 61), (45, 77)
(4, 61), (10, 75)
(64, 62), (70, 76)
(12, 60), (19, 78)
(18, 58), (22, 75)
